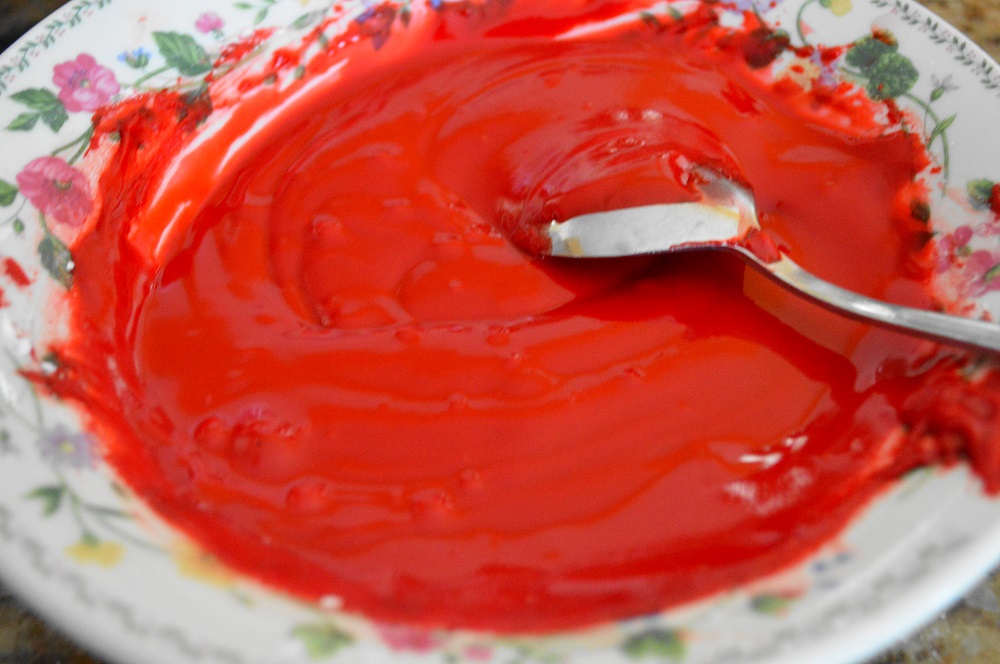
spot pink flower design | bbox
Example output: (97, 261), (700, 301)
(464, 644), (494, 661)
(195, 12), (225, 33)
(15, 157), (93, 227)
(936, 225), (973, 273)
(52, 54), (120, 113)
(374, 623), (443, 652)
(965, 248), (1000, 297)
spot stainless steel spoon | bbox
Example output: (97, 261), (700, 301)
(528, 169), (1000, 354)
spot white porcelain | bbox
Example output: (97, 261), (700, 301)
(1, 1), (1000, 663)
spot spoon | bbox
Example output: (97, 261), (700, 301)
(525, 169), (1000, 354)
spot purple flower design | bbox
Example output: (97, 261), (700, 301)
(52, 54), (120, 113)
(931, 74), (959, 95)
(15, 156), (93, 227)
(355, 3), (398, 50)
(810, 49), (844, 88)
(37, 424), (97, 470)
(117, 47), (152, 69)
(195, 12), (225, 34)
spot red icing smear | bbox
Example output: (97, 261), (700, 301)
(2, 258), (30, 288)
(40, 1), (1000, 633)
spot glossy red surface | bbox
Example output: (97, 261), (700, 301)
(40, 1), (1000, 633)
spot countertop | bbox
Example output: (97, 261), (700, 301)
(2, 0), (1000, 662)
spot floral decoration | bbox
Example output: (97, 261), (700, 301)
(290, 622), (354, 659)
(196, 11), (227, 35)
(621, 628), (687, 660)
(750, 592), (801, 615)
(65, 535), (126, 568)
(15, 156), (92, 228)
(36, 423), (97, 469)
(52, 53), (120, 112)
(172, 538), (238, 587)
(375, 623), (446, 652)
(0, 1), (998, 663)
(118, 47), (152, 70)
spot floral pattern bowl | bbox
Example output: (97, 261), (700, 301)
(2, 1), (1000, 663)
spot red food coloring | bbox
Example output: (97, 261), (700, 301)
(990, 183), (1000, 215)
(872, 28), (897, 46)
(898, 366), (1000, 493)
(2, 258), (31, 288)
(270, 48), (302, 71)
(483, 1), (637, 37)
(740, 26), (791, 69)
(43, 1), (997, 635)
(741, 228), (782, 263)
(819, 45), (845, 63)
(216, 28), (276, 67)
(721, 80), (761, 115)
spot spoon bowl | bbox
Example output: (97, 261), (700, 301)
(529, 169), (1000, 354)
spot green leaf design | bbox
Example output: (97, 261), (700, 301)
(234, 1), (253, 8)
(291, 623), (354, 659)
(846, 34), (897, 71)
(750, 593), (796, 615)
(12, 218), (24, 235)
(8, 88), (67, 132)
(82, 504), (132, 519)
(38, 234), (74, 288)
(26, 485), (66, 516)
(622, 628), (686, 660)
(292, 11), (325, 29)
(967, 179), (996, 208)
(41, 105), (69, 133)
(930, 86), (945, 101)
(984, 263), (1000, 285)
(928, 113), (956, 147)
(153, 31), (213, 77)
(7, 112), (40, 131)
(865, 52), (919, 100)
(10, 87), (61, 110)
(254, 7), (269, 25)
(0, 179), (17, 207)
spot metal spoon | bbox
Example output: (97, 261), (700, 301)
(528, 169), (1000, 354)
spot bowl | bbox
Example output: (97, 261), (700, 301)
(2, 1), (1000, 663)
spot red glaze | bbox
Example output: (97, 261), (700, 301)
(41, 1), (1000, 633)
(2, 258), (30, 288)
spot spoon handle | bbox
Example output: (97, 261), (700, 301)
(738, 246), (1000, 354)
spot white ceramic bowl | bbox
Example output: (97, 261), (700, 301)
(2, 1), (1000, 663)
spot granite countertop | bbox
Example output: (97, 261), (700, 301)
(2, 0), (1000, 662)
